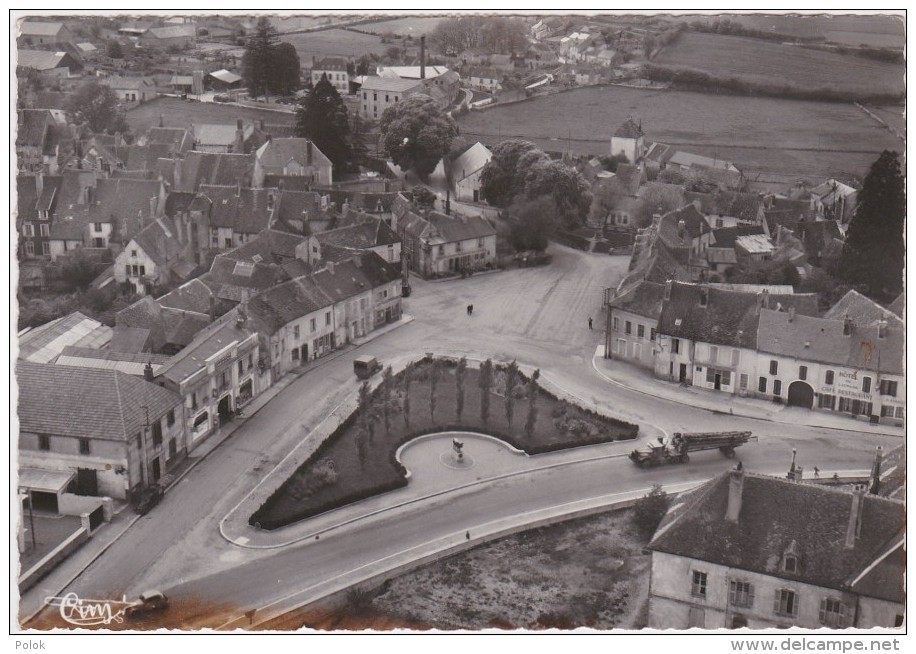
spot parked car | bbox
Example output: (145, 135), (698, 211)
(401, 279), (412, 297)
(133, 485), (164, 515)
(353, 355), (382, 380)
(125, 590), (169, 618)
(213, 94), (230, 103)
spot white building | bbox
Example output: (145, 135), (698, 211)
(451, 142), (492, 203)
(610, 118), (645, 164)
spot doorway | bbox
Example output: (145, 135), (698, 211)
(217, 394), (232, 424)
(714, 373), (722, 391)
(75, 468), (98, 496)
(787, 381), (815, 408)
(679, 364), (687, 383)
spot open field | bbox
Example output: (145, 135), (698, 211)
(283, 29), (389, 64)
(456, 86), (902, 187)
(261, 508), (651, 631)
(679, 14), (905, 48)
(866, 104), (906, 137)
(362, 16), (447, 36)
(126, 97), (294, 135)
(655, 32), (904, 97)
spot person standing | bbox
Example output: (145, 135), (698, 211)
(588, 316), (593, 330)
(467, 304), (472, 316)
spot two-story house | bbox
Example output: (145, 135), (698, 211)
(113, 216), (188, 295)
(398, 210), (497, 278)
(311, 57), (350, 94)
(647, 469), (904, 629)
(253, 138), (333, 187)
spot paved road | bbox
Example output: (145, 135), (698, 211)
(21, 243), (899, 628)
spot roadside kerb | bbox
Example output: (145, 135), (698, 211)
(216, 480), (704, 630)
(591, 348), (904, 438)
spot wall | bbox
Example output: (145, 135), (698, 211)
(114, 241), (160, 295)
(856, 596), (904, 629)
(313, 70), (349, 94)
(607, 309), (658, 369)
(18, 436), (131, 500)
(456, 168), (484, 202)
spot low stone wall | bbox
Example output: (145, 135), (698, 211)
(19, 527), (90, 592)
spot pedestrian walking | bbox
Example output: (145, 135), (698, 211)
(470, 304), (474, 316)
(814, 466), (820, 478)
(736, 460), (743, 471)
(588, 316), (593, 330)
(465, 531), (470, 541)
(467, 304), (472, 316)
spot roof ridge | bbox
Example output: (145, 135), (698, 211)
(112, 369), (129, 439)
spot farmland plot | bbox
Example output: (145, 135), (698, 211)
(283, 29), (389, 64)
(679, 14), (905, 48)
(655, 32), (904, 97)
(362, 16), (447, 36)
(456, 86), (902, 186)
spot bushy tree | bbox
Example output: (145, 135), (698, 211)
(503, 360), (521, 427)
(429, 359), (441, 421)
(507, 197), (556, 253)
(403, 186), (438, 212)
(455, 357), (468, 421)
(242, 17), (281, 99)
(381, 366), (394, 437)
(379, 95), (459, 179)
(295, 75), (355, 174)
(478, 359), (494, 424)
(839, 150), (904, 302)
(525, 369), (540, 440)
(632, 484), (671, 538)
(523, 160), (593, 227)
(272, 42), (302, 96)
(480, 139), (541, 208)
(402, 368), (412, 429)
(66, 82), (129, 134)
(106, 39), (124, 59)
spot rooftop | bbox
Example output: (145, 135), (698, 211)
(156, 309), (257, 384)
(18, 312), (112, 363)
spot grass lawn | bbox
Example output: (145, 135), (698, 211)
(456, 86), (902, 187)
(126, 97), (294, 136)
(655, 32), (904, 97)
(251, 358), (638, 529)
(283, 29), (390, 64)
(259, 508), (652, 631)
(361, 16), (447, 36)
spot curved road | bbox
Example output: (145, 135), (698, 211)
(21, 244), (899, 629)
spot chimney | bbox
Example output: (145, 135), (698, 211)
(843, 314), (852, 336)
(209, 295), (216, 322)
(149, 195), (158, 219)
(788, 306), (796, 322)
(870, 445), (883, 495)
(677, 218), (686, 239)
(326, 261), (335, 275)
(664, 280), (672, 301)
(159, 113), (164, 128)
(173, 156), (182, 189)
(845, 490), (866, 549)
(726, 469), (744, 523)
(445, 187), (451, 215)
(35, 172), (44, 196)
(234, 119), (244, 153)
(877, 318), (888, 339)
(307, 141), (313, 165)
(420, 35), (426, 79)
(236, 180), (242, 197)
(143, 362), (154, 381)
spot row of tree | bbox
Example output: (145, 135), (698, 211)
(429, 16), (528, 56)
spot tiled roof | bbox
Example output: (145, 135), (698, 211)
(687, 191), (762, 223)
(657, 282), (819, 349)
(316, 218), (399, 250)
(734, 233), (775, 255)
(156, 278), (219, 315)
(16, 361), (181, 441)
(360, 76), (424, 93)
(711, 225), (765, 249)
(219, 228), (307, 264)
(311, 251), (401, 303)
(56, 346), (171, 376)
(163, 191), (197, 217)
(262, 174), (311, 192)
(144, 127), (193, 153)
(314, 56), (348, 71)
(17, 109), (53, 148)
(657, 204), (709, 249)
(193, 123), (244, 147)
(122, 143), (176, 171)
(824, 290), (900, 328)
(16, 175), (39, 223)
(85, 178), (164, 242)
(649, 470), (904, 602)
(248, 276), (335, 334)
(18, 312), (113, 363)
(131, 216), (184, 267)
(886, 293), (904, 319)
(145, 24), (196, 39)
(176, 152), (253, 192)
(404, 210), (496, 244)
(644, 142), (675, 165)
(613, 118), (643, 139)
(102, 76), (153, 91)
(197, 185), (272, 234)
(157, 308), (256, 384)
(16, 50), (72, 71)
(255, 138), (332, 171)
(611, 163), (644, 196)
(756, 309), (903, 375)
(19, 21), (65, 36)
(200, 255), (290, 302)
(108, 326), (153, 353)
(610, 280), (666, 320)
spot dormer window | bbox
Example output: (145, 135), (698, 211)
(782, 540), (800, 574)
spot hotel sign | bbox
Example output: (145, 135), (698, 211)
(826, 370), (872, 401)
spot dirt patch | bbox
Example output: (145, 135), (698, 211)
(282, 508), (651, 631)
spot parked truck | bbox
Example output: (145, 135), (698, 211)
(629, 431), (755, 468)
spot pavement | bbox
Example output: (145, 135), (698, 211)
(591, 348), (905, 438)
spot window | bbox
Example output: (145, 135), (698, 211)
(783, 554), (798, 573)
(691, 570), (708, 598)
(625, 321), (632, 335)
(325, 312), (331, 326)
(637, 324), (645, 338)
(650, 328), (656, 341)
(152, 421), (163, 447)
(238, 360), (243, 375)
(773, 380), (782, 396)
(819, 598), (848, 628)
(294, 325), (300, 339)
(191, 392), (198, 410)
(167, 409), (175, 427)
(138, 265), (146, 276)
(39, 223), (50, 237)
(93, 222), (103, 232)
(38, 435), (50, 451)
(862, 377), (871, 394)
(612, 317), (619, 331)
(774, 589), (798, 617)
(729, 581), (754, 608)
(769, 360), (778, 375)
(880, 405), (896, 418)
(248, 353), (254, 370)
(799, 365), (807, 381)
(25, 241), (34, 256)
(818, 394), (836, 410)
(616, 338), (626, 355)
(310, 318), (317, 332)
(672, 338), (680, 354)
(758, 377), (767, 393)
(739, 374), (748, 390)
(709, 345), (718, 363)
(438, 245), (445, 255)
(42, 242), (50, 256)
(825, 370), (834, 385)
(895, 406), (904, 419)
(131, 249), (137, 257)
(23, 223), (35, 237)
(879, 380), (898, 397)
(79, 438), (91, 455)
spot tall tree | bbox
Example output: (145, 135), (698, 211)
(429, 359), (441, 421)
(356, 381), (372, 467)
(503, 360), (520, 427)
(242, 17), (281, 99)
(508, 196), (557, 252)
(295, 75), (355, 174)
(525, 369), (540, 440)
(839, 151), (905, 302)
(272, 42), (302, 96)
(455, 357), (468, 421)
(381, 366), (394, 437)
(402, 368), (412, 429)
(480, 139), (541, 208)
(66, 82), (129, 134)
(348, 109), (369, 168)
(379, 95), (458, 179)
(478, 359), (494, 424)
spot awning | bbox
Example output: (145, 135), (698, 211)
(18, 467), (75, 494)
